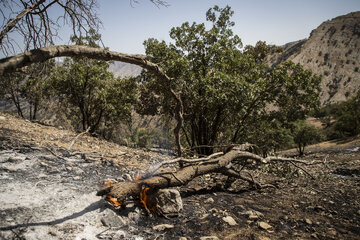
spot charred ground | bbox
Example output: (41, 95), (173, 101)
(0, 113), (359, 240)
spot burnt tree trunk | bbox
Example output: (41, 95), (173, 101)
(96, 148), (313, 203)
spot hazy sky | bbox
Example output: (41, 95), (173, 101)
(94, 0), (360, 54)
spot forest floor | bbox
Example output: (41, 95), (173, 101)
(0, 112), (359, 240)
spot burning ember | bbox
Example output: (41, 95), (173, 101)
(139, 185), (161, 215)
(103, 179), (122, 207)
(101, 179), (161, 215)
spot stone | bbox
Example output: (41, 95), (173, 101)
(200, 236), (219, 240)
(327, 228), (337, 236)
(258, 222), (272, 230)
(305, 218), (312, 225)
(248, 214), (259, 220)
(152, 224), (174, 231)
(128, 209), (141, 222)
(204, 197), (214, 203)
(258, 236), (271, 240)
(222, 216), (237, 226)
(241, 209), (264, 220)
(155, 189), (183, 215)
(179, 237), (187, 240)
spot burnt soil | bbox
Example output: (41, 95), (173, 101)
(0, 113), (359, 240)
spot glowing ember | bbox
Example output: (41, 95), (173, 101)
(103, 179), (122, 207)
(106, 195), (122, 206)
(133, 174), (142, 181)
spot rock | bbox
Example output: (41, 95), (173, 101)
(37, 173), (47, 178)
(152, 224), (174, 231)
(128, 209), (141, 222)
(200, 236), (219, 240)
(241, 209), (264, 220)
(258, 236), (271, 240)
(155, 189), (183, 215)
(0, 116), (6, 121)
(314, 205), (325, 212)
(249, 214), (259, 220)
(74, 168), (84, 175)
(357, 209), (360, 215)
(311, 233), (319, 239)
(100, 211), (127, 228)
(258, 222), (272, 230)
(222, 216), (237, 226)
(305, 218), (313, 225)
(204, 197), (214, 203)
(7, 156), (24, 162)
(199, 213), (209, 220)
(179, 237), (187, 240)
(327, 228), (337, 236)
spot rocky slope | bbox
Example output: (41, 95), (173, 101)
(267, 11), (360, 105)
(108, 61), (142, 78)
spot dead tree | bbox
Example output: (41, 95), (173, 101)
(97, 145), (321, 205)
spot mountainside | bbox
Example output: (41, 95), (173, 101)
(267, 11), (360, 105)
(108, 61), (142, 78)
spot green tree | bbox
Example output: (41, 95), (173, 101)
(0, 60), (54, 120)
(138, 5), (320, 155)
(51, 30), (137, 134)
(292, 120), (322, 156)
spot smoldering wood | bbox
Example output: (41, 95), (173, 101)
(97, 146), (323, 203)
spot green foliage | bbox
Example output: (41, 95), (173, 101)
(138, 5), (321, 155)
(313, 90), (360, 139)
(0, 60), (55, 120)
(243, 119), (293, 157)
(50, 30), (137, 135)
(292, 120), (322, 156)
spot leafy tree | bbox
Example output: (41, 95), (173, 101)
(243, 119), (294, 157)
(50, 30), (137, 134)
(138, 5), (321, 155)
(332, 91), (360, 137)
(0, 60), (54, 120)
(292, 120), (322, 156)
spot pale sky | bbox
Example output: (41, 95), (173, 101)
(1, 0), (360, 56)
(94, 0), (360, 54)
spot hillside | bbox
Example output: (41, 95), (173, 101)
(108, 61), (142, 78)
(1, 113), (360, 239)
(267, 11), (360, 105)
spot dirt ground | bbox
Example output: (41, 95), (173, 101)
(0, 113), (359, 240)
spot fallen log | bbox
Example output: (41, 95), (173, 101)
(97, 146), (322, 204)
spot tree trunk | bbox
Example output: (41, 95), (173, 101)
(97, 148), (312, 203)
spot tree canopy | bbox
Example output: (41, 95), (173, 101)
(138, 5), (321, 155)
(50, 30), (137, 134)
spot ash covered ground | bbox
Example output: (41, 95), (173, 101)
(0, 113), (360, 240)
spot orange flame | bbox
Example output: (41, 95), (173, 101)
(103, 179), (122, 207)
(139, 186), (161, 215)
(106, 195), (122, 206)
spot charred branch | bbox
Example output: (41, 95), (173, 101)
(97, 147), (322, 203)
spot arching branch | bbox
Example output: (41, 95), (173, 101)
(0, 44), (184, 156)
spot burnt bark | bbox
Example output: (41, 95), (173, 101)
(97, 147), (317, 203)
